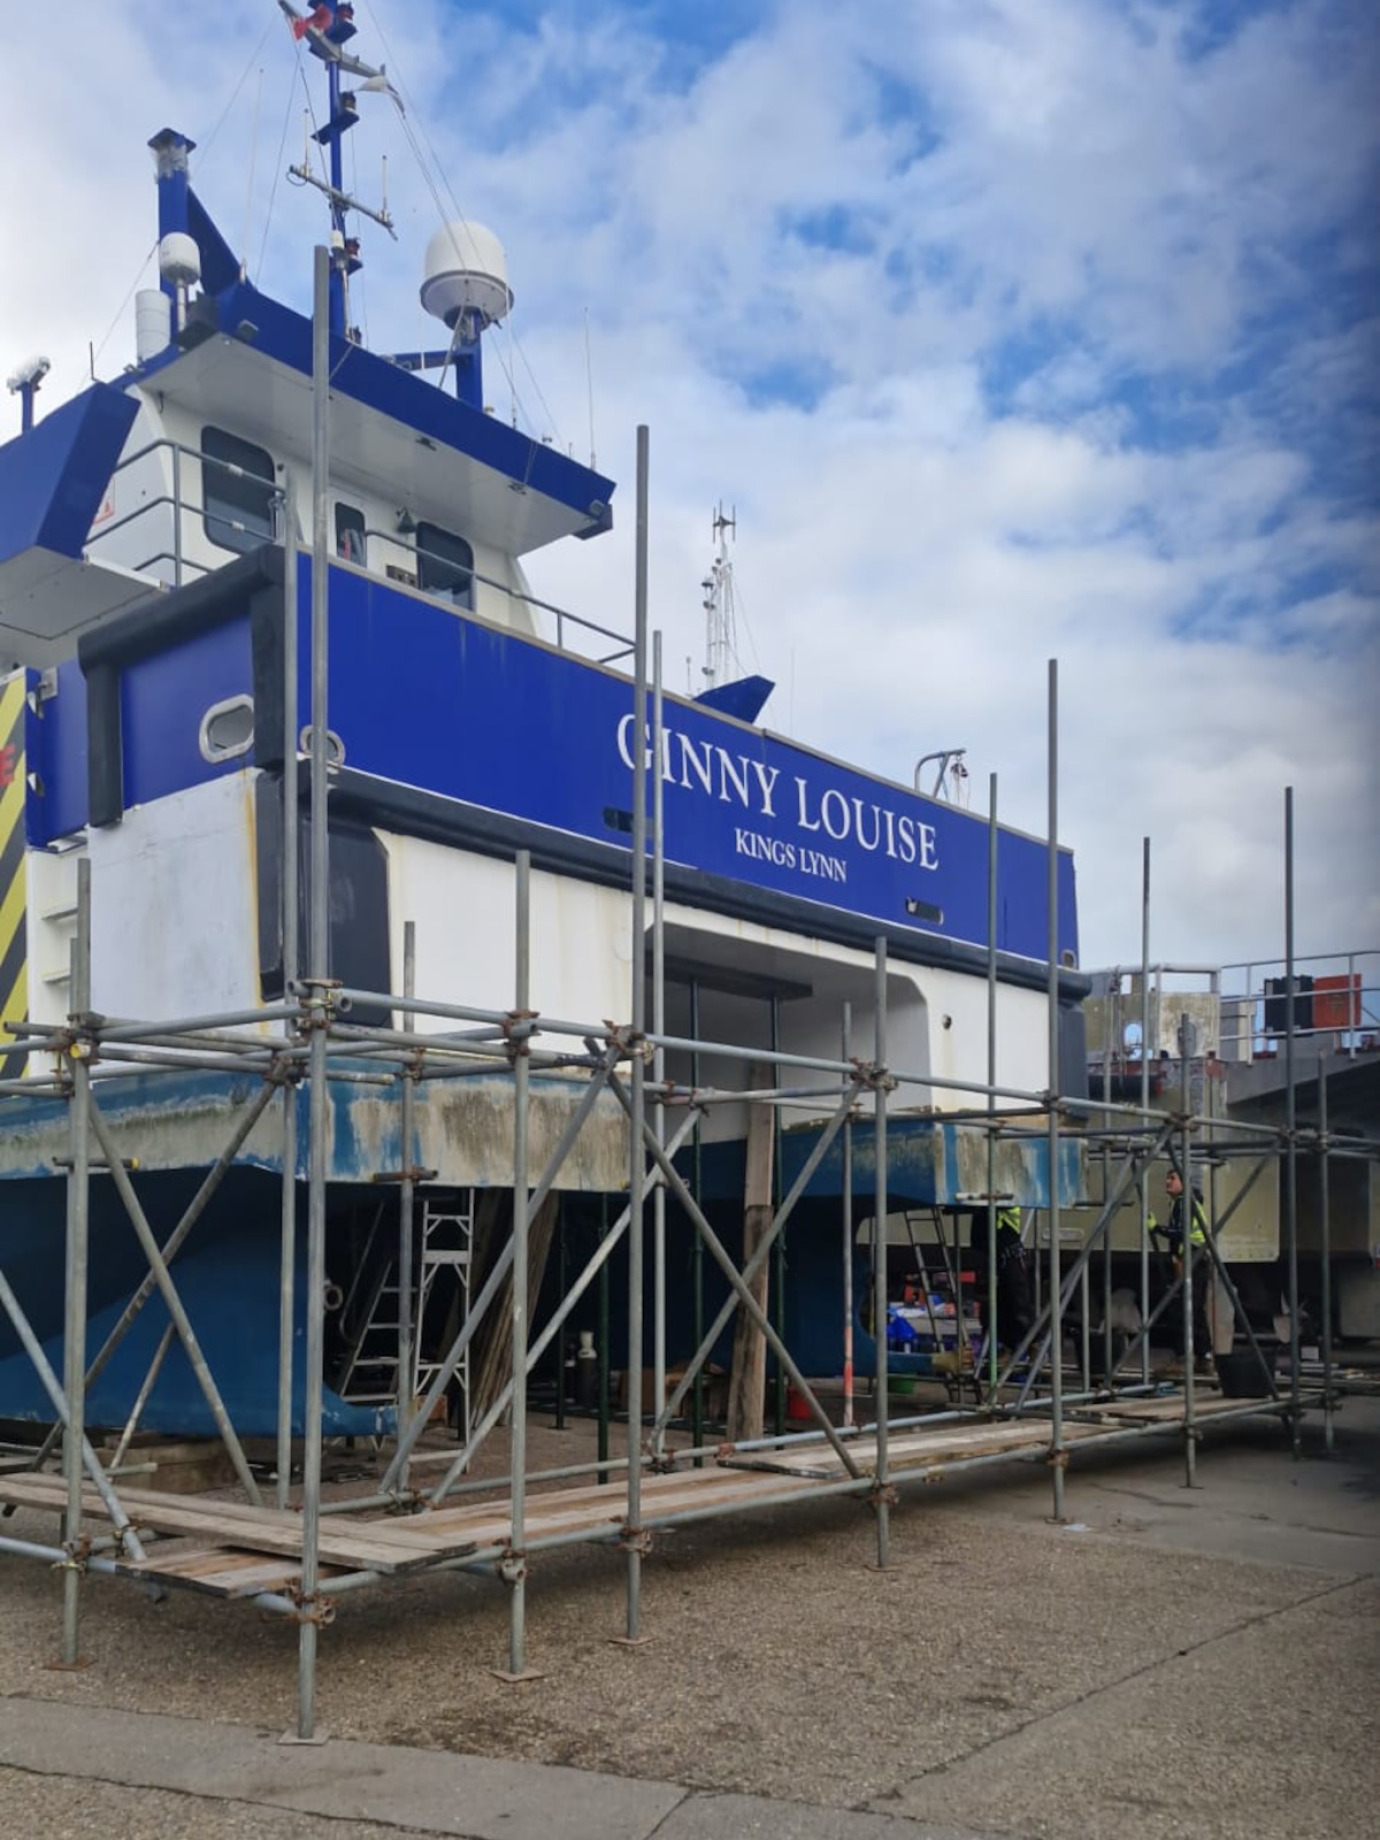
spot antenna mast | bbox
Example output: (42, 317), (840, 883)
(700, 503), (738, 691)
(280, 3), (398, 342)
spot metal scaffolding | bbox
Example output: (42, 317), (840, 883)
(0, 252), (1375, 1741)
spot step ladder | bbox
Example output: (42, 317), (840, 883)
(336, 1193), (474, 1443)
(415, 1196), (473, 1445)
(336, 1203), (402, 1407)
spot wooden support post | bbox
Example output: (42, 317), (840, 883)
(471, 1194), (560, 1427)
(727, 1064), (775, 1442)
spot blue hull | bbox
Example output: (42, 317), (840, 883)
(0, 1166), (389, 1438)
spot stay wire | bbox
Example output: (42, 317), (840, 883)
(360, 0), (556, 440)
(257, 61), (298, 284)
(93, 13), (274, 367)
(199, 15), (278, 169)
(91, 241), (160, 369)
(388, 101), (535, 427)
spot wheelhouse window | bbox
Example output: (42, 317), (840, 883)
(201, 426), (276, 553)
(336, 502), (367, 564)
(415, 521), (474, 610)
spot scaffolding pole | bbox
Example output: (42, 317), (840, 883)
(502, 852), (535, 1679)
(1284, 787), (1302, 1457)
(623, 422), (650, 1644)
(295, 241), (333, 1743)
(395, 921), (418, 1494)
(986, 772), (999, 1411)
(59, 858), (92, 1667)
(873, 935), (890, 1567)
(651, 632), (668, 1465)
(1319, 1060), (1334, 1453)
(1046, 660), (1065, 1521)
(277, 462), (300, 1513)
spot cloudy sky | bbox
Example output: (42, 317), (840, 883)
(3, 0), (1377, 974)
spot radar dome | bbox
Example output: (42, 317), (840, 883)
(158, 232), (201, 289)
(420, 221), (512, 331)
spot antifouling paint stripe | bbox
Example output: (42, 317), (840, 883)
(0, 675), (28, 1081)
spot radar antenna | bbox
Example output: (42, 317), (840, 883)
(700, 503), (739, 691)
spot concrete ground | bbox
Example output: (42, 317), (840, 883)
(1, 1396), (1377, 1839)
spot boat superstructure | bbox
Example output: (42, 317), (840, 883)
(0, 6), (1085, 1443)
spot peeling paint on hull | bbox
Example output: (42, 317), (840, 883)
(0, 1066), (628, 1436)
(0, 1066), (629, 1186)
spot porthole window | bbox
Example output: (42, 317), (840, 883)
(199, 694), (255, 763)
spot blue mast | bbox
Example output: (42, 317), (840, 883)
(148, 129), (196, 307)
(312, 7), (362, 338)
(284, 5), (394, 339)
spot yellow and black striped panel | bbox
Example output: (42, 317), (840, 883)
(0, 673), (28, 1082)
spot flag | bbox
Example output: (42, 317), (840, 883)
(293, 5), (335, 40)
(360, 70), (405, 113)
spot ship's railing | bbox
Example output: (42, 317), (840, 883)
(356, 524), (635, 666)
(84, 435), (274, 584)
(1217, 949), (1379, 1061)
(1088, 949), (1380, 1065)
(82, 436), (636, 667)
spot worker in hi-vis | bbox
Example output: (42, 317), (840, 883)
(1150, 1168), (1214, 1373)
(991, 1205), (1037, 1353)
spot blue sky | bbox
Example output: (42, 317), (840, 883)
(2, 0), (1376, 967)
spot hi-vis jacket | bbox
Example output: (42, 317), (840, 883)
(1149, 1192), (1208, 1248)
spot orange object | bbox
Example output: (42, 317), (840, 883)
(1314, 975), (1360, 1031)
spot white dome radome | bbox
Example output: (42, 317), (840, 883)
(420, 220), (512, 331)
(158, 231), (201, 289)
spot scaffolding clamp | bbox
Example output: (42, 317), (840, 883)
(649, 1448), (678, 1475)
(265, 1052), (303, 1090)
(54, 1532), (92, 1575)
(498, 1548), (527, 1585)
(604, 1021), (652, 1065)
(1045, 1445), (1069, 1471)
(110, 1519), (142, 1558)
(501, 1007), (540, 1062)
(619, 1524), (654, 1557)
(296, 978), (342, 1031)
(66, 1012), (105, 1065)
(868, 1481), (899, 1510)
(286, 1587), (336, 1627)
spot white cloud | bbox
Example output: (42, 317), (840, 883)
(1, 0), (1375, 975)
